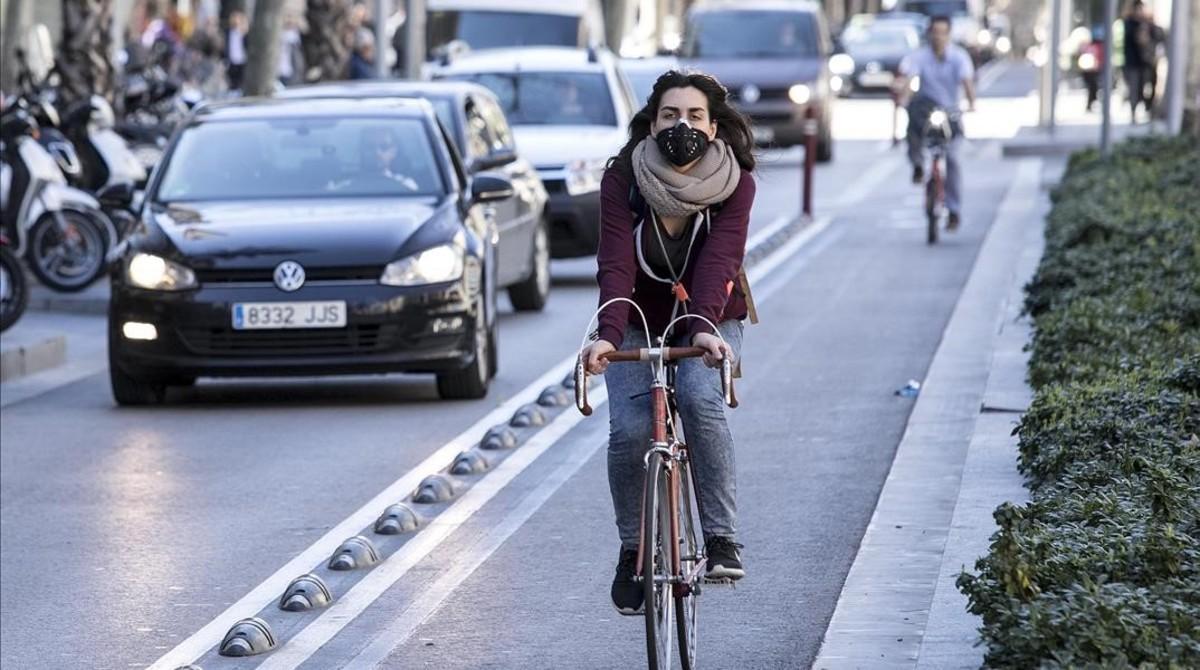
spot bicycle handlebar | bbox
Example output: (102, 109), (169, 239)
(574, 347), (739, 416)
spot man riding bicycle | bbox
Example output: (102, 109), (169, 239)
(892, 15), (976, 231)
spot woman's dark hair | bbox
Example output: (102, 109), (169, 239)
(607, 70), (756, 180)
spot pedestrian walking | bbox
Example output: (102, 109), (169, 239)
(1122, 0), (1157, 120)
(225, 10), (248, 92)
(277, 16), (304, 87)
(348, 30), (377, 80)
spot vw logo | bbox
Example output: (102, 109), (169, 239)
(866, 61), (882, 73)
(273, 261), (306, 292)
(740, 84), (761, 104)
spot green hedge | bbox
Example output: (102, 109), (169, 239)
(957, 136), (1200, 668)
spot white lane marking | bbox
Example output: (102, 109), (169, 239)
(976, 59), (1011, 95)
(830, 154), (902, 209)
(255, 383), (610, 669)
(745, 214), (795, 250)
(145, 360), (576, 670)
(252, 215), (839, 669)
(346, 214), (842, 668)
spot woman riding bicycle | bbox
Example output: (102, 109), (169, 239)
(579, 70), (757, 615)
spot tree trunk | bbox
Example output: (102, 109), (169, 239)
(303, 0), (354, 82)
(1186, 0), (1200, 135)
(242, 0), (286, 96)
(57, 0), (115, 106)
(2, 0), (34, 91)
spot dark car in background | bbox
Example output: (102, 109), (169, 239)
(107, 98), (513, 404)
(278, 80), (551, 311)
(680, 0), (836, 161)
(830, 20), (922, 96)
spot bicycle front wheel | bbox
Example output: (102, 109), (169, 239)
(675, 456), (700, 670)
(925, 174), (940, 245)
(642, 453), (674, 670)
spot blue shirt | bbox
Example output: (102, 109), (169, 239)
(900, 45), (974, 110)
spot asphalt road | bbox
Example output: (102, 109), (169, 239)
(0, 64), (1034, 670)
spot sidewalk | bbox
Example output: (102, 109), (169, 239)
(1001, 86), (1164, 157)
(0, 311), (108, 407)
(813, 157), (1051, 668)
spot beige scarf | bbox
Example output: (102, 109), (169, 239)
(632, 136), (740, 218)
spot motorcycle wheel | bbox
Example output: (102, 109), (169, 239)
(0, 245), (29, 332)
(25, 209), (108, 293)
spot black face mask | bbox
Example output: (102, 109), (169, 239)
(655, 120), (710, 166)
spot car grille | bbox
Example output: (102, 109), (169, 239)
(177, 323), (402, 356)
(542, 178), (566, 194)
(194, 266), (383, 284)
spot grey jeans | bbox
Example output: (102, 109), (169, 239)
(605, 319), (744, 550)
(906, 97), (964, 216)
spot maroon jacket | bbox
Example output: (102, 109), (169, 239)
(596, 167), (755, 347)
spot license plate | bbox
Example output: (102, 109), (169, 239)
(232, 301), (347, 330)
(859, 72), (895, 87)
(752, 126), (776, 143)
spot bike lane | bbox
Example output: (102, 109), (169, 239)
(276, 144), (1023, 668)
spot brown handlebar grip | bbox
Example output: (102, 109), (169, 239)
(574, 355), (592, 416)
(665, 346), (707, 360)
(721, 356), (739, 409)
(601, 350), (643, 363)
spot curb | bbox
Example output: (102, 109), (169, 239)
(813, 158), (1045, 668)
(28, 284), (110, 316)
(0, 334), (68, 383)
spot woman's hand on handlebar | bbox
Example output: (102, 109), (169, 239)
(692, 332), (732, 369)
(582, 339), (616, 375)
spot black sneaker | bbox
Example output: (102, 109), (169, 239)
(705, 536), (745, 580)
(612, 547), (643, 615)
(947, 212), (961, 231)
(911, 164), (924, 184)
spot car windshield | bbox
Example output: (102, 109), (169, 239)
(155, 117), (445, 202)
(624, 69), (661, 104)
(682, 11), (819, 58)
(439, 72), (616, 127)
(903, 0), (969, 16)
(842, 26), (919, 50)
(427, 11), (580, 55)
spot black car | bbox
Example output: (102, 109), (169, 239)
(680, 0), (836, 161)
(278, 80), (551, 310)
(107, 97), (513, 405)
(831, 20), (922, 96)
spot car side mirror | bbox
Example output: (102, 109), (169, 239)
(471, 148), (517, 172)
(470, 172), (513, 204)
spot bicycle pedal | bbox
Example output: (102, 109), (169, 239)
(702, 577), (737, 587)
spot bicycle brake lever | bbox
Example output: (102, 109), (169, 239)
(721, 356), (739, 409)
(574, 354), (592, 416)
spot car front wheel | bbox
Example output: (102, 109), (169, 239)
(436, 295), (492, 400)
(507, 220), (550, 312)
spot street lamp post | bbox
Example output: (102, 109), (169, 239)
(1100, 0), (1116, 154)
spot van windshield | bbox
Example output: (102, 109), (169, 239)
(902, 0), (970, 16)
(427, 11), (580, 56)
(682, 11), (819, 58)
(439, 72), (616, 127)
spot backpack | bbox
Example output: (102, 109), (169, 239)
(627, 183), (759, 325)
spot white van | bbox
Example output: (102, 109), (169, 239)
(426, 0), (606, 59)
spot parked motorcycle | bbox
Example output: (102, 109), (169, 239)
(1, 105), (109, 292)
(0, 232), (28, 332)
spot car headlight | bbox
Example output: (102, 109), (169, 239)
(829, 53), (855, 76)
(126, 252), (197, 290)
(565, 158), (606, 196)
(380, 243), (464, 286)
(788, 84), (812, 105)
